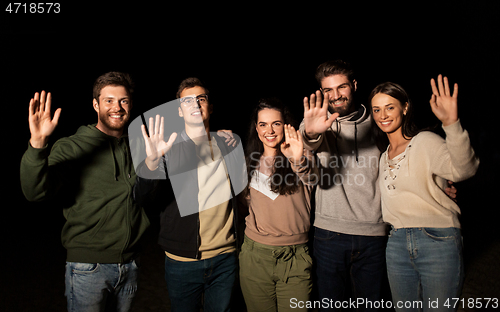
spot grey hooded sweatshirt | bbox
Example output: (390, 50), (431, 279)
(299, 104), (387, 236)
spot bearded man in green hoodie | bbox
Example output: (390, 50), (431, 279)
(20, 72), (150, 312)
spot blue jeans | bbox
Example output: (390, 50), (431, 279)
(313, 228), (388, 311)
(386, 227), (464, 312)
(164, 252), (237, 312)
(65, 259), (140, 312)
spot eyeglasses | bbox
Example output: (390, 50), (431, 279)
(179, 94), (208, 107)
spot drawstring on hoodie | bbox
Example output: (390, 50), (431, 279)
(333, 116), (359, 164)
(108, 142), (118, 181)
(354, 121), (358, 163)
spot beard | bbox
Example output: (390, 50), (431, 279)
(328, 96), (354, 117)
(98, 110), (130, 132)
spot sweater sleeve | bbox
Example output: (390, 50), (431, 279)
(20, 140), (73, 202)
(289, 149), (318, 187)
(430, 119), (480, 182)
(299, 119), (324, 151)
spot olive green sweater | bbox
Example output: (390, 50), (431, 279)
(20, 124), (150, 263)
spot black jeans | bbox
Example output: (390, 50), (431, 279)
(313, 227), (388, 311)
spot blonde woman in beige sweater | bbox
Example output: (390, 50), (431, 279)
(369, 75), (479, 312)
(239, 98), (319, 312)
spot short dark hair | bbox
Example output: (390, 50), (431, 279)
(93, 72), (134, 101)
(315, 60), (355, 85)
(176, 77), (210, 98)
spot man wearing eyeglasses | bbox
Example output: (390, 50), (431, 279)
(133, 77), (246, 312)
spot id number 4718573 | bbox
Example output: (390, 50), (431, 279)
(6, 3), (60, 13)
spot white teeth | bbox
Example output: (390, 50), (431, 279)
(266, 136), (276, 140)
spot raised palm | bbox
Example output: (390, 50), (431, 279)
(28, 91), (61, 148)
(430, 75), (458, 127)
(141, 114), (177, 170)
(303, 90), (339, 138)
(281, 124), (304, 163)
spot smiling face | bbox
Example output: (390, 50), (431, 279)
(178, 86), (212, 127)
(93, 85), (132, 137)
(256, 108), (284, 155)
(371, 93), (408, 134)
(320, 74), (357, 116)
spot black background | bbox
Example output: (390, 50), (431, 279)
(2, 1), (499, 310)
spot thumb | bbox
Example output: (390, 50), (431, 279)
(166, 132), (178, 146)
(52, 108), (62, 126)
(326, 112), (339, 127)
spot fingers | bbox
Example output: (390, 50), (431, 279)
(154, 114), (160, 137)
(29, 98), (36, 116)
(141, 124), (149, 140)
(430, 78), (439, 96)
(148, 117), (154, 136)
(303, 96), (310, 112)
(437, 74), (446, 96)
(452, 83), (458, 98)
(39, 90), (47, 113)
(443, 76), (451, 96)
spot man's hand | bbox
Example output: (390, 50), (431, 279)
(28, 91), (61, 148)
(303, 90), (339, 139)
(430, 75), (458, 127)
(281, 124), (304, 164)
(141, 114), (177, 171)
(217, 129), (236, 147)
(445, 180), (458, 203)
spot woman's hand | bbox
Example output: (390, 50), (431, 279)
(430, 75), (458, 127)
(281, 124), (304, 164)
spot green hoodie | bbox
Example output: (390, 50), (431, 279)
(20, 124), (150, 263)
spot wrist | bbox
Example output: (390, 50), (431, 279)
(442, 118), (458, 127)
(304, 131), (319, 140)
(145, 158), (159, 171)
(30, 136), (48, 149)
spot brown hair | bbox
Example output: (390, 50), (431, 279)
(368, 82), (420, 150)
(245, 97), (300, 196)
(176, 77), (210, 98)
(315, 59), (355, 85)
(92, 72), (134, 102)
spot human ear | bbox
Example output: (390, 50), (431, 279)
(353, 79), (358, 92)
(93, 99), (99, 113)
(178, 107), (184, 118)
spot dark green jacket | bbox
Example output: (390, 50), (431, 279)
(20, 124), (150, 263)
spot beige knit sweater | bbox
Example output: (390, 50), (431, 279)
(379, 120), (480, 229)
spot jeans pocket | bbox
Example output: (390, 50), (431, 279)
(70, 262), (100, 274)
(422, 227), (456, 241)
(313, 228), (339, 241)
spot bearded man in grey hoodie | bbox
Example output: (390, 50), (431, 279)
(299, 60), (387, 311)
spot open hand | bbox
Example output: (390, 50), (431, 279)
(141, 114), (177, 171)
(303, 90), (339, 139)
(281, 124), (304, 164)
(28, 91), (61, 148)
(430, 75), (458, 127)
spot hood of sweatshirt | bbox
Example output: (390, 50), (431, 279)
(70, 124), (131, 181)
(328, 104), (369, 163)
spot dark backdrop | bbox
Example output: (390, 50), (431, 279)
(2, 2), (499, 310)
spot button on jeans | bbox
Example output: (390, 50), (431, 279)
(386, 227), (464, 312)
(65, 259), (140, 312)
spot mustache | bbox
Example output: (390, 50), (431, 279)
(329, 96), (347, 104)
